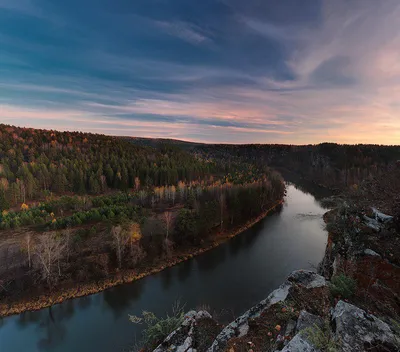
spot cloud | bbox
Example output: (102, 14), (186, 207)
(151, 20), (211, 45)
(0, 0), (399, 144)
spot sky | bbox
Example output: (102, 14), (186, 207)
(0, 0), (400, 144)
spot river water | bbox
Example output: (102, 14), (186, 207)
(0, 182), (330, 352)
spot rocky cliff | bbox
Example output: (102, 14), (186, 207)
(152, 206), (400, 352)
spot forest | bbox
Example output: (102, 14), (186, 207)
(2, 123), (399, 311)
(0, 124), (284, 302)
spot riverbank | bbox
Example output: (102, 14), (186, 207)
(0, 200), (284, 318)
(152, 200), (400, 352)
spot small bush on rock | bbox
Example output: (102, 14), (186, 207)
(301, 321), (339, 352)
(329, 274), (356, 299)
(129, 301), (185, 350)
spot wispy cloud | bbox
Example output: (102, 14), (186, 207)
(152, 20), (212, 45)
(0, 0), (399, 144)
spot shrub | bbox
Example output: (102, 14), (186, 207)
(301, 321), (339, 352)
(329, 274), (356, 299)
(129, 301), (185, 351)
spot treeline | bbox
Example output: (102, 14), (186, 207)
(172, 176), (284, 245)
(0, 124), (215, 211)
(191, 143), (400, 189)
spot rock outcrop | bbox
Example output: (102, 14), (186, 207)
(207, 281), (292, 352)
(153, 206), (400, 352)
(153, 269), (400, 352)
(208, 270), (327, 352)
(295, 311), (324, 334)
(280, 334), (318, 352)
(153, 310), (221, 352)
(332, 300), (400, 352)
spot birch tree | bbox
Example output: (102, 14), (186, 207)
(34, 233), (67, 286)
(163, 211), (172, 239)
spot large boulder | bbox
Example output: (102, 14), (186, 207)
(280, 334), (319, 352)
(332, 301), (400, 352)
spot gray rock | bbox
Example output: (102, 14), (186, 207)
(372, 207), (393, 223)
(208, 271), (327, 352)
(207, 282), (292, 351)
(332, 300), (400, 352)
(363, 248), (381, 257)
(363, 215), (381, 232)
(280, 334), (319, 352)
(288, 270), (326, 289)
(295, 311), (324, 334)
(285, 319), (297, 337)
(153, 310), (212, 352)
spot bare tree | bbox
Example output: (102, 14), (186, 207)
(34, 233), (66, 286)
(25, 233), (32, 268)
(129, 242), (145, 267)
(111, 225), (129, 269)
(163, 211), (173, 240)
(163, 238), (173, 258)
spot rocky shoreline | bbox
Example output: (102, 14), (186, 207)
(0, 200), (283, 318)
(152, 204), (400, 352)
(154, 270), (400, 352)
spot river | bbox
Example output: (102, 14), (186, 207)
(0, 181), (331, 352)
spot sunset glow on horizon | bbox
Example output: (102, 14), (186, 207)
(1, 0), (400, 144)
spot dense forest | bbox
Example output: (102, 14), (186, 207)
(130, 140), (400, 190)
(0, 124), (284, 302)
(0, 124), (214, 211)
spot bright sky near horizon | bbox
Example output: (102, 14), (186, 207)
(0, 0), (400, 144)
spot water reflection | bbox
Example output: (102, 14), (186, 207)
(103, 279), (145, 318)
(196, 246), (227, 272)
(177, 259), (192, 283)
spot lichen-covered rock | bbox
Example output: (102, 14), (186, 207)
(285, 319), (297, 338)
(363, 248), (381, 257)
(153, 310), (213, 352)
(208, 271), (328, 352)
(363, 215), (381, 232)
(372, 208), (393, 223)
(295, 311), (324, 334)
(207, 282), (292, 351)
(280, 334), (319, 352)
(288, 270), (326, 289)
(332, 300), (400, 352)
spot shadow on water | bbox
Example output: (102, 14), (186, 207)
(196, 246), (227, 273)
(177, 259), (192, 283)
(103, 278), (146, 319)
(228, 204), (283, 257)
